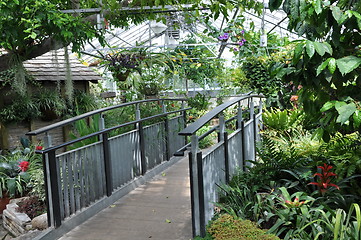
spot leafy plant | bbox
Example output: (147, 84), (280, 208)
(187, 93), (211, 111)
(68, 114), (101, 149)
(205, 214), (281, 240)
(0, 146), (42, 198)
(16, 196), (46, 219)
(270, 0), (361, 138)
(34, 89), (66, 120)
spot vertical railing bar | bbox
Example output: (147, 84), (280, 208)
(79, 151), (85, 208)
(90, 147), (96, 202)
(224, 132), (230, 184)
(188, 152), (196, 236)
(218, 112), (225, 143)
(163, 102), (171, 161)
(73, 152), (80, 212)
(241, 120), (246, 172)
(48, 150), (62, 228)
(253, 112), (257, 161)
(68, 154), (75, 215)
(138, 122), (147, 175)
(84, 149), (90, 206)
(182, 101), (188, 146)
(196, 151), (206, 238)
(96, 143), (103, 198)
(190, 134), (201, 237)
(102, 132), (113, 196)
(41, 153), (52, 227)
(62, 156), (69, 218)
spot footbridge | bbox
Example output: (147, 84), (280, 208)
(27, 94), (263, 239)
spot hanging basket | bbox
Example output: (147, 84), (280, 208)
(113, 70), (130, 81)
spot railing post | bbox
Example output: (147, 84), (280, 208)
(98, 114), (105, 141)
(218, 112), (225, 142)
(135, 104), (146, 175)
(43, 132), (52, 148)
(47, 150), (62, 228)
(43, 132), (54, 227)
(139, 122), (147, 175)
(224, 132), (230, 184)
(258, 99), (263, 131)
(241, 120), (246, 172)
(237, 102), (243, 129)
(162, 101), (170, 161)
(189, 134), (204, 237)
(196, 151), (206, 237)
(182, 101), (187, 146)
(102, 132), (113, 196)
(250, 99), (256, 162)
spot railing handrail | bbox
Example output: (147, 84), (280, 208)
(34, 108), (190, 154)
(26, 98), (187, 136)
(178, 94), (264, 136)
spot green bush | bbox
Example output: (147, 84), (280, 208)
(204, 214), (280, 240)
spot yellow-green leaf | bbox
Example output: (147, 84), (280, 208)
(336, 56), (361, 76)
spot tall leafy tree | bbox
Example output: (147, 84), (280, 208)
(0, 0), (262, 72)
(269, 0), (361, 140)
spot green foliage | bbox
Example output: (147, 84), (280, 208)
(27, 169), (46, 202)
(197, 125), (217, 149)
(187, 93), (211, 111)
(68, 114), (101, 149)
(204, 214), (280, 240)
(273, 0), (361, 137)
(262, 108), (304, 133)
(0, 0), (100, 54)
(170, 37), (225, 88)
(0, 94), (40, 123)
(0, 88), (99, 124)
(0, 146), (42, 198)
(241, 51), (295, 108)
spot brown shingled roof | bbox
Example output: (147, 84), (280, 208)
(23, 49), (102, 82)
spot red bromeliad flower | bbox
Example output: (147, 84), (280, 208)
(35, 145), (43, 150)
(19, 161), (30, 172)
(309, 163), (339, 195)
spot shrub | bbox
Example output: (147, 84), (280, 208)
(206, 214), (280, 240)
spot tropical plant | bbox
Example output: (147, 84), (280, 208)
(0, 145), (42, 198)
(34, 89), (67, 120)
(68, 114), (101, 149)
(0, 94), (40, 123)
(269, 0), (361, 139)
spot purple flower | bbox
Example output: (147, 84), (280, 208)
(241, 30), (245, 34)
(238, 38), (246, 46)
(218, 33), (229, 41)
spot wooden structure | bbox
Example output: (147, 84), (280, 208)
(0, 49), (102, 150)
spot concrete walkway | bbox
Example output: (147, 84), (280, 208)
(58, 156), (192, 240)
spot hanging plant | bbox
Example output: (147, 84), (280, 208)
(103, 50), (146, 81)
(34, 89), (66, 121)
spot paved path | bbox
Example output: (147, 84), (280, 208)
(58, 156), (192, 240)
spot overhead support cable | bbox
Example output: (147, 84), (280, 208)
(60, 4), (210, 15)
(267, 16), (287, 34)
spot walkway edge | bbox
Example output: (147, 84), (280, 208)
(34, 155), (187, 240)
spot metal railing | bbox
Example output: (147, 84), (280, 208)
(178, 94), (264, 237)
(26, 98), (189, 230)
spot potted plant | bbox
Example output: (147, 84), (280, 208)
(137, 68), (165, 98)
(103, 50), (146, 81)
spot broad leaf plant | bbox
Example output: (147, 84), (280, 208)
(269, 0), (361, 140)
